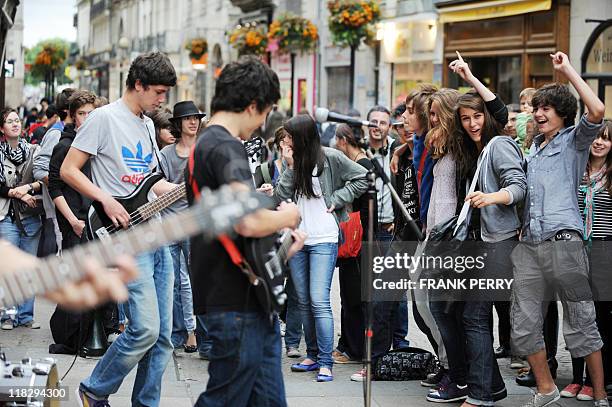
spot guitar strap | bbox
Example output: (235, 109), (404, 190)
(187, 145), (259, 283)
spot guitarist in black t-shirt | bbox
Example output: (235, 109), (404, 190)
(186, 56), (305, 407)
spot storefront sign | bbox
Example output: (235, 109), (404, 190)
(586, 25), (612, 74)
(438, 0), (551, 23)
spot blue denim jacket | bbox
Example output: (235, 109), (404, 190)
(522, 114), (603, 243)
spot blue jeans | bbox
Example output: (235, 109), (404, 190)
(288, 242), (338, 369)
(283, 275), (302, 349)
(195, 312), (286, 407)
(463, 301), (504, 406)
(80, 247), (174, 407)
(0, 216), (41, 326)
(170, 240), (196, 347)
(430, 301), (467, 385)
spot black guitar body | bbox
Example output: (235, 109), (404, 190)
(86, 173), (163, 241)
(243, 233), (291, 314)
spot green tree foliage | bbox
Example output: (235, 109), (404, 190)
(25, 38), (71, 90)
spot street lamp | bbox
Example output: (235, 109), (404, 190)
(118, 36), (129, 97)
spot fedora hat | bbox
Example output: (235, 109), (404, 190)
(170, 101), (205, 122)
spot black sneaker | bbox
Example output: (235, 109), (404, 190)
(426, 382), (468, 403)
(493, 387), (508, 402)
(495, 345), (510, 359)
(421, 367), (447, 387)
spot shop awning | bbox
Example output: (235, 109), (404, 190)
(438, 0), (551, 23)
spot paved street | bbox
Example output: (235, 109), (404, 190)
(0, 271), (589, 406)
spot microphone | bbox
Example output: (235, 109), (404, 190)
(315, 107), (378, 128)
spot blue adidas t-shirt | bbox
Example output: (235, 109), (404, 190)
(72, 99), (160, 196)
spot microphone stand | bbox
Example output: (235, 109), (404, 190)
(363, 166), (375, 407)
(361, 147), (423, 407)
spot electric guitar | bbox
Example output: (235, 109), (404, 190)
(242, 230), (295, 314)
(0, 186), (271, 309)
(86, 173), (187, 240)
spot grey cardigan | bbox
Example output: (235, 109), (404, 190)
(477, 136), (527, 242)
(274, 147), (368, 225)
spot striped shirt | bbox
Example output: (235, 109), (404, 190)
(578, 187), (612, 238)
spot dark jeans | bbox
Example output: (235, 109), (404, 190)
(283, 275), (303, 350)
(195, 315), (212, 357)
(493, 301), (511, 350)
(544, 301), (559, 360)
(595, 302), (612, 385)
(463, 301), (505, 405)
(195, 312), (286, 407)
(430, 301), (467, 385)
(376, 228), (410, 349)
(369, 300), (398, 363)
(337, 256), (364, 359)
(37, 217), (57, 257)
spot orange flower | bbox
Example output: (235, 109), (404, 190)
(245, 31), (258, 46)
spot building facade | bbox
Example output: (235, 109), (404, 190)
(568, 1), (612, 118)
(73, 0), (610, 119)
(2, 1), (24, 109)
(376, 0), (441, 110)
(434, 0), (570, 105)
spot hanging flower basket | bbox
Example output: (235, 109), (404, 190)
(228, 24), (269, 56)
(327, 0), (381, 49)
(75, 58), (88, 71)
(34, 43), (67, 70)
(185, 38), (208, 60)
(268, 13), (318, 55)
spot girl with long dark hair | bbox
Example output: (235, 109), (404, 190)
(275, 114), (367, 382)
(426, 58), (526, 405)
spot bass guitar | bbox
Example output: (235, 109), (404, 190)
(86, 173), (186, 240)
(0, 186), (271, 309)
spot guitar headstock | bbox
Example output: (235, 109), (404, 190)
(193, 185), (274, 238)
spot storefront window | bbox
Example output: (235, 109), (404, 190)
(528, 54), (554, 89)
(447, 55), (521, 104)
(327, 66), (351, 114)
(392, 62), (434, 107)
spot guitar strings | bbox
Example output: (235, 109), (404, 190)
(102, 184), (186, 234)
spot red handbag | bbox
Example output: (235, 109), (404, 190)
(338, 211), (363, 258)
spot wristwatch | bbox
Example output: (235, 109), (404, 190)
(28, 183), (35, 195)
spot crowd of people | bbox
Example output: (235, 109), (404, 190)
(0, 48), (609, 407)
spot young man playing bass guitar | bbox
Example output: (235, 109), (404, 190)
(61, 52), (179, 407)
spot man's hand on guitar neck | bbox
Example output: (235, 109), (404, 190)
(0, 241), (138, 310)
(152, 178), (179, 196)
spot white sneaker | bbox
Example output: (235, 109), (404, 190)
(350, 368), (366, 382)
(1, 321), (13, 330)
(511, 356), (527, 369)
